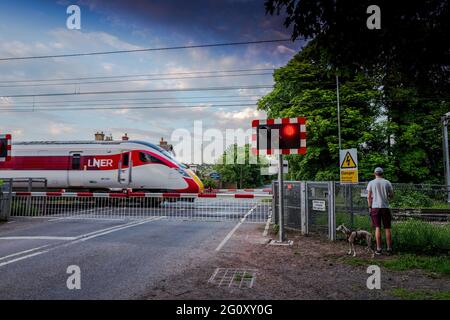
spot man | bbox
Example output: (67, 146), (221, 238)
(367, 167), (394, 255)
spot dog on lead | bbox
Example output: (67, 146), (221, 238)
(336, 224), (374, 257)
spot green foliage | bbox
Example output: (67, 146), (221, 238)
(213, 144), (269, 188)
(337, 213), (450, 255)
(201, 177), (218, 190)
(258, 41), (450, 184)
(344, 254), (450, 278)
(392, 220), (450, 254)
(390, 191), (433, 208)
(391, 288), (450, 300)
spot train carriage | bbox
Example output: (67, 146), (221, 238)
(0, 140), (204, 193)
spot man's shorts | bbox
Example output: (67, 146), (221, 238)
(370, 208), (392, 229)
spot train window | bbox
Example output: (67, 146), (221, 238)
(71, 154), (81, 170)
(139, 152), (164, 164)
(122, 153), (129, 167)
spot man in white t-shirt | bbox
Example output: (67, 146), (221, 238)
(367, 167), (394, 255)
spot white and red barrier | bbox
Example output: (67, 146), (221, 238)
(10, 191), (272, 222)
(209, 188), (272, 194)
(11, 191), (272, 199)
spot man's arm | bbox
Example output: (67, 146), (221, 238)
(367, 190), (372, 208)
(388, 183), (394, 199)
(367, 182), (372, 208)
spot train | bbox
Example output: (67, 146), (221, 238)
(0, 140), (204, 193)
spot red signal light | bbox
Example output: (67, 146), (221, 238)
(282, 124), (297, 137)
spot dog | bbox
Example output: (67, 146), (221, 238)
(336, 224), (374, 257)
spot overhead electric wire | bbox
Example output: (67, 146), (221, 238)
(0, 72), (273, 88)
(0, 39), (291, 61)
(0, 68), (275, 83)
(5, 94), (261, 104)
(3, 99), (259, 109)
(2, 94), (261, 105)
(1, 85), (273, 98)
(0, 103), (258, 112)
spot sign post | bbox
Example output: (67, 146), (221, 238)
(252, 117), (307, 244)
(277, 154), (285, 242)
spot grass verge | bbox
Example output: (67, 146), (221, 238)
(342, 254), (450, 277)
(391, 288), (450, 300)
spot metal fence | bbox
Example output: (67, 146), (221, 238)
(336, 182), (450, 227)
(272, 181), (450, 240)
(9, 192), (272, 223)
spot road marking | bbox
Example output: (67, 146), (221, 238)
(0, 249), (49, 267)
(215, 205), (257, 252)
(0, 244), (50, 262)
(262, 216), (272, 237)
(0, 217), (162, 268)
(70, 217), (162, 244)
(0, 236), (77, 241)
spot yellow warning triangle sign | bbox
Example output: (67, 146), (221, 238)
(341, 152), (357, 168)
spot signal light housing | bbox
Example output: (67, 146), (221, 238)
(252, 117), (306, 155)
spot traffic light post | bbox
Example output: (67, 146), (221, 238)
(278, 153), (285, 242)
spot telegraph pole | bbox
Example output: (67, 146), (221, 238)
(442, 113), (450, 203)
(336, 74), (342, 151)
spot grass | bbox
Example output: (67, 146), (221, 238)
(343, 254), (450, 277)
(336, 213), (450, 255)
(391, 288), (450, 300)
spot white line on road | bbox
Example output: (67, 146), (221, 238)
(215, 205), (257, 252)
(0, 236), (77, 241)
(0, 244), (50, 262)
(0, 217), (162, 268)
(0, 249), (49, 267)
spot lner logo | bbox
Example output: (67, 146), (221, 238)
(87, 158), (113, 168)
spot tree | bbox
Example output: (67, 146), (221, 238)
(265, 0), (450, 93)
(258, 43), (384, 181)
(214, 144), (269, 188)
(263, 0), (450, 183)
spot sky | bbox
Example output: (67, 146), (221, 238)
(0, 0), (303, 163)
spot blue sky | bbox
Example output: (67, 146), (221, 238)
(0, 0), (302, 162)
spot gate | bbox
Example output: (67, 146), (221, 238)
(273, 181), (336, 240)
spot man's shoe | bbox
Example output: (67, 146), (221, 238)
(375, 249), (382, 256)
(386, 248), (393, 256)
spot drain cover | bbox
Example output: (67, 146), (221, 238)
(208, 268), (257, 289)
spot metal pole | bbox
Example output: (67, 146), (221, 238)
(278, 153), (285, 242)
(336, 74), (342, 152)
(442, 114), (450, 203)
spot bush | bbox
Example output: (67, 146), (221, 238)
(391, 190), (433, 208)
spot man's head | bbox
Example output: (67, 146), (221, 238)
(374, 167), (383, 177)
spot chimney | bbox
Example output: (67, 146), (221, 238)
(94, 131), (105, 141)
(122, 133), (129, 141)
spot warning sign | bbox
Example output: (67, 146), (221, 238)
(341, 152), (357, 169)
(340, 148), (358, 184)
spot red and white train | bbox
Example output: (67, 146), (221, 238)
(0, 140), (204, 193)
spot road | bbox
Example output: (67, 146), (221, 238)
(0, 217), (242, 299)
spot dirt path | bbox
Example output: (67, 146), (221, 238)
(142, 223), (450, 300)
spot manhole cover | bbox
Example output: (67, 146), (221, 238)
(208, 268), (257, 289)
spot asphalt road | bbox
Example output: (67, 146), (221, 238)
(0, 217), (242, 299)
